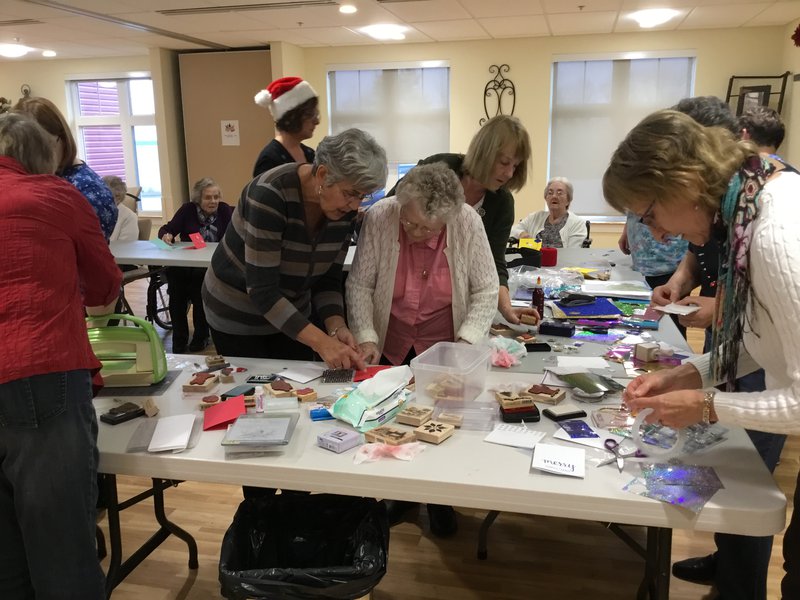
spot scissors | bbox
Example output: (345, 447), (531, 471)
(597, 438), (643, 472)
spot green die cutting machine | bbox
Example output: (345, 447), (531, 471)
(86, 314), (167, 387)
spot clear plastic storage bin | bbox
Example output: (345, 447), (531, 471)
(410, 341), (491, 404)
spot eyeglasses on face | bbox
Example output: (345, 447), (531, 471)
(545, 188), (566, 197)
(638, 200), (657, 226)
(399, 210), (438, 235)
(341, 187), (371, 202)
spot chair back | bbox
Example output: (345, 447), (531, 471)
(582, 220), (592, 248)
(137, 218), (152, 241)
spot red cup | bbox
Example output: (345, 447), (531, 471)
(541, 246), (557, 267)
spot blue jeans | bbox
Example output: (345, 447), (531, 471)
(0, 370), (105, 600)
(702, 328), (788, 599)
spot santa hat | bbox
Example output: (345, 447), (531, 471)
(254, 77), (318, 121)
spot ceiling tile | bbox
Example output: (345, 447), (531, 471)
(745, 1), (800, 25)
(547, 11), (618, 34)
(478, 15), (550, 38)
(242, 4), (396, 29)
(118, 10), (258, 34)
(614, 7), (691, 31)
(542, 0), (623, 13)
(412, 18), (490, 41)
(457, 0), (543, 18)
(379, 0), (472, 23)
(680, 4), (772, 28)
(620, 0), (698, 8)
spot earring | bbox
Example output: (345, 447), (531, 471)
(694, 204), (699, 211)
(317, 185), (322, 200)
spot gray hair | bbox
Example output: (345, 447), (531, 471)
(396, 162), (465, 222)
(545, 176), (574, 203)
(313, 128), (387, 193)
(102, 175), (127, 205)
(190, 177), (220, 204)
(0, 112), (57, 175)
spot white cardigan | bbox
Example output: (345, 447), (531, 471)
(109, 203), (139, 242)
(688, 171), (800, 434)
(346, 198), (499, 352)
(510, 210), (587, 248)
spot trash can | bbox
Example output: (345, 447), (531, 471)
(219, 494), (389, 600)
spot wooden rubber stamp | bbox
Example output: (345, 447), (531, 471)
(267, 378), (296, 398)
(206, 355), (226, 368)
(520, 314), (539, 326)
(199, 394), (221, 410)
(182, 372), (219, 393)
(364, 426), (416, 445)
(396, 405), (433, 427)
(219, 367), (235, 384)
(435, 412), (463, 428)
(414, 421), (455, 444)
(296, 387), (317, 402)
(525, 384), (566, 405)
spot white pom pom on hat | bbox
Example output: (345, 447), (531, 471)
(254, 76), (318, 121)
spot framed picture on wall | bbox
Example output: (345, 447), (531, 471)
(736, 85), (771, 115)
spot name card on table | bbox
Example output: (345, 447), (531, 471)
(188, 232), (206, 249)
(531, 443), (585, 478)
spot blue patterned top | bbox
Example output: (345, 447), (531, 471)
(625, 213), (688, 277)
(61, 162), (118, 241)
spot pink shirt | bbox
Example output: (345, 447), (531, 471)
(383, 226), (454, 365)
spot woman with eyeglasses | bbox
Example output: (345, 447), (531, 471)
(202, 128), (386, 369)
(604, 109), (800, 599)
(510, 177), (587, 247)
(347, 161), (498, 367)
(252, 77), (320, 177)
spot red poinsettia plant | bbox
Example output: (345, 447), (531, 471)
(793, 23), (800, 47)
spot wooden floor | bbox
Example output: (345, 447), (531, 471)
(103, 278), (798, 599)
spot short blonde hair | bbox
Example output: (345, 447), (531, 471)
(463, 115), (531, 192)
(603, 110), (757, 214)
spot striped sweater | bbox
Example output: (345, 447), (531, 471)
(202, 163), (352, 337)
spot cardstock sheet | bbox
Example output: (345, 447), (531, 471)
(148, 414), (196, 452)
(531, 443), (585, 478)
(203, 394), (246, 431)
(557, 356), (609, 369)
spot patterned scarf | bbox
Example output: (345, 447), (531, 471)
(710, 155), (774, 390)
(196, 205), (219, 242)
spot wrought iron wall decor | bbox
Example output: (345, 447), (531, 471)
(480, 64), (515, 126)
(725, 72), (790, 115)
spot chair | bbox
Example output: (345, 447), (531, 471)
(582, 220), (592, 248)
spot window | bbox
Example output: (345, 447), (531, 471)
(549, 55), (695, 217)
(70, 78), (162, 214)
(327, 64), (449, 195)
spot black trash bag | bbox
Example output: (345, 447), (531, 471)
(508, 247), (541, 269)
(219, 494), (389, 600)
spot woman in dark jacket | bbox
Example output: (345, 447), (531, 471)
(158, 177), (232, 352)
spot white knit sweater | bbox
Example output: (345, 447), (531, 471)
(688, 171), (800, 434)
(346, 198), (499, 352)
(510, 210), (587, 247)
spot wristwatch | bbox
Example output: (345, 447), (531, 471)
(701, 390), (716, 426)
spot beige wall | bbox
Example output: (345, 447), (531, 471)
(782, 20), (800, 166)
(297, 26), (786, 247)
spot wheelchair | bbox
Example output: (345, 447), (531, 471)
(117, 266), (173, 330)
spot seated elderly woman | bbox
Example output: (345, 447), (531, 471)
(510, 177), (587, 247)
(347, 162), (498, 365)
(104, 175), (139, 242)
(159, 178), (233, 353)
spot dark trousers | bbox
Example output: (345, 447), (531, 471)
(782, 467), (800, 599)
(0, 370), (105, 600)
(702, 329), (787, 600)
(166, 267), (208, 348)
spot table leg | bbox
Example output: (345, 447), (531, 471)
(477, 510), (501, 560)
(637, 526), (672, 600)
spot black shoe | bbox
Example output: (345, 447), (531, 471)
(188, 337), (209, 352)
(672, 553), (717, 584)
(384, 500), (417, 526)
(427, 504), (458, 538)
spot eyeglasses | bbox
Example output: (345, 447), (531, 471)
(638, 200), (657, 226)
(545, 189), (566, 197)
(341, 187), (371, 202)
(399, 210), (439, 235)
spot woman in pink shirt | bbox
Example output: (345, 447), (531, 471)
(347, 162), (498, 366)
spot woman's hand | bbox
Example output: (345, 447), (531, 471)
(618, 227), (630, 255)
(315, 336), (366, 371)
(650, 282), (681, 307)
(333, 325), (359, 351)
(359, 342), (380, 364)
(676, 296), (714, 329)
(161, 233), (174, 245)
(624, 389), (706, 429)
(501, 304), (539, 325)
(623, 363), (703, 404)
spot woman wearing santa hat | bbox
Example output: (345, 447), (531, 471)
(253, 76), (320, 177)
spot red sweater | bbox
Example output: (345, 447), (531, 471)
(0, 156), (121, 384)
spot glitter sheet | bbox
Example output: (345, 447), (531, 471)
(624, 463), (724, 513)
(573, 329), (625, 344)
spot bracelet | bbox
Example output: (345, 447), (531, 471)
(328, 325), (344, 338)
(702, 390), (715, 426)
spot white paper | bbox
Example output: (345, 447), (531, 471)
(653, 303), (701, 316)
(531, 443), (585, 478)
(556, 356), (609, 369)
(484, 423), (546, 450)
(148, 414), (195, 453)
(279, 363), (326, 383)
(221, 120), (240, 146)
(581, 280), (651, 300)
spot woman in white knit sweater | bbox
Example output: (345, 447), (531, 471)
(510, 177), (587, 247)
(346, 162), (498, 366)
(603, 109), (800, 598)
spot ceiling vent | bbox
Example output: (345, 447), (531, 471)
(0, 19), (44, 27)
(158, 1), (336, 16)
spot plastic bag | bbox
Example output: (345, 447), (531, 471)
(508, 266), (583, 300)
(219, 494), (389, 599)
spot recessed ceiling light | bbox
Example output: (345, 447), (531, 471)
(629, 8), (680, 28)
(0, 43), (32, 58)
(42, 50), (57, 57)
(339, 4), (357, 14)
(359, 23), (407, 41)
